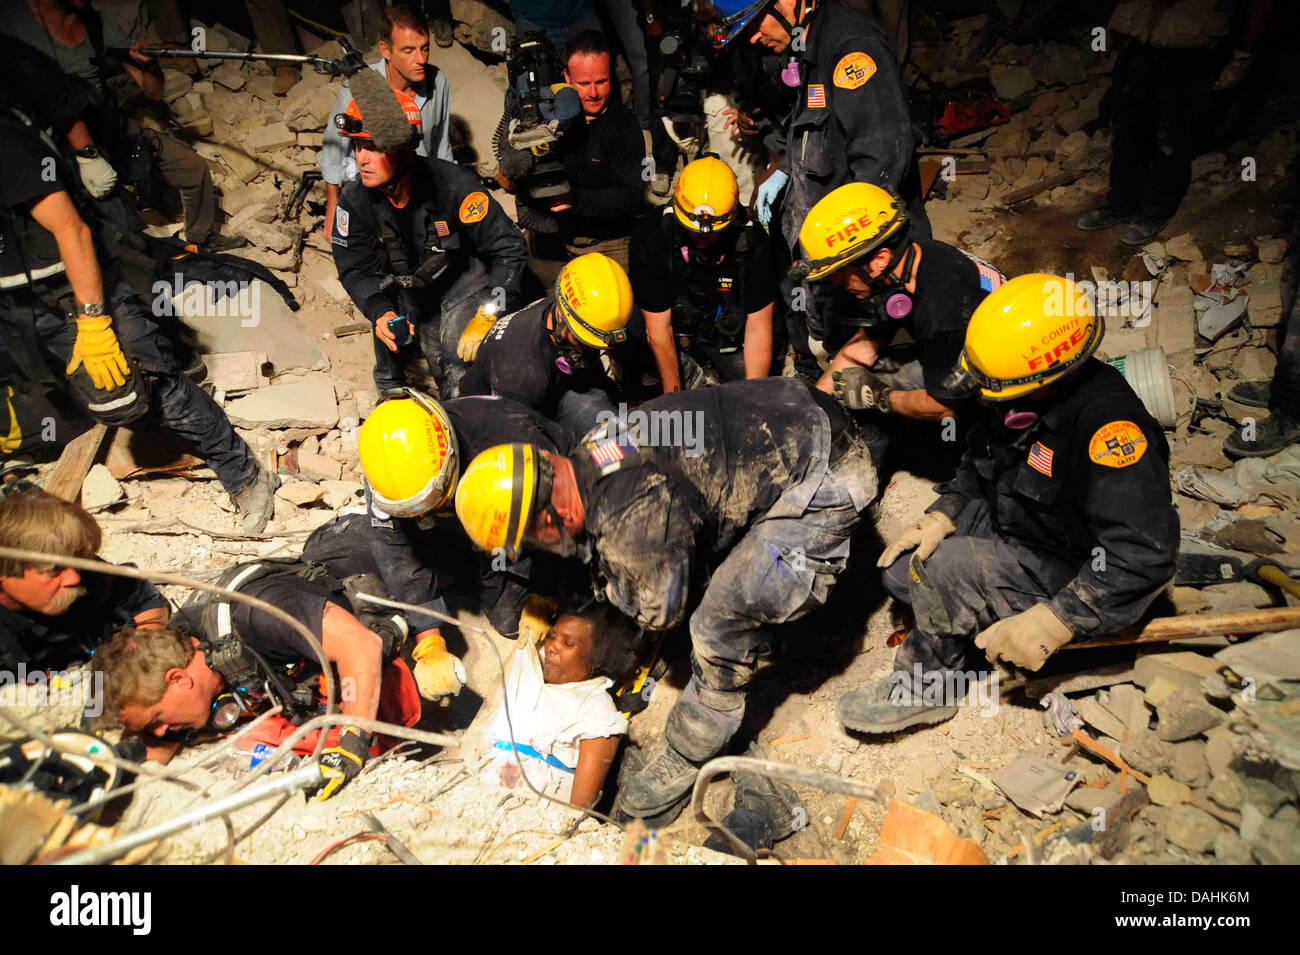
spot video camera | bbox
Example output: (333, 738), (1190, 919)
(656, 7), (713, 123)
(495, 32), (582, 204)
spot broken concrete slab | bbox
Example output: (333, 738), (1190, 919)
(1156, 688), (1224, 742)
(1164, 805), (1221, 853)
(1207, 771), (1244, 809)
(173, 279), (325, 375)
(225, 381), (338, 429)
(1171, 740), (1209, 787)
(244, 222), (298, 254)
(1107, 683), (1149, 738)
(276, 481), (326, 506)
(1204, 726), (1239, 777)
(284, 81), (342, 132)
(1144, 676), (1181, 708)
(162, 69), (193, 103)
(220, 180), (280, 217)
(211, 64), (246, 91)
(1147, 773), (1190, 807)
(1076, 696), (1129, 742)
(1134, 651), (1220, 690)
(247, 122), (297, 152)
(321, 480), (364, 510)
(1213, 830), (1252, 864)
(296, 451), (343, 482)
(204, 351), (269, 394)
(80, 464), (124, 512)
(1120, 730), (1176, 776)
(990, 64), (1035, 100)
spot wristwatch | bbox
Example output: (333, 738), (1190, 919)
(77, 302), (106, 317)
(75, 145), (101, 160)
(876, 387), (894, 415)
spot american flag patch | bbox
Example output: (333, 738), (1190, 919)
(589, 440), (627, 473)
(434, 220), (449, 237)
(975, 261), (1004, 293)
(807, 84), (826, 108)
(1027, 441), (1054, 477)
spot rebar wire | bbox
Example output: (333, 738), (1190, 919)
(351, 591), (629, 833)
(0, 707), (236, 864)
(690, 756), (893, 864)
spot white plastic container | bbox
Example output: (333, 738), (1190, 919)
(1102, 347), (1178, 429)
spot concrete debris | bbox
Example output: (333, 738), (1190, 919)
(296, 451), (343, 482)
(276, 480), (327, 507)
(1164, 805), (1222, 852)
(1146, 774), (1191, 807)
(79, 464), (124, 512)
(246, 122), (297, 153)
(1156, 688), (1225, 742)
(202, 351), (269, 394)
(224, 381), (339, 429)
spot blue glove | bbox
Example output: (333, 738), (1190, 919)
(756, 170), (788, 226)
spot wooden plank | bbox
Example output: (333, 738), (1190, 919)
(998, 168), (1085, 205)
(834, 796), (858, 840)
(43, 424), (109, 503)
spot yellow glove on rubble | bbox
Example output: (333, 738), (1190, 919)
(411, 631), (467, 700)
(456, 306), (497, 362)
(877, 511), (956, 568)
(66, 315), (130, 391)
(974, 603), (1073, 672)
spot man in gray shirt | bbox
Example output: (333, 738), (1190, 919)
(321, 3), (453, 243)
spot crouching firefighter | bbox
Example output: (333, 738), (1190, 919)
(357, 387), (576, 660)
(93, 522), (428, 800)
(835, 275), (1179, 735)
(329, 68), (528, 396)
(454, 377), (879, 823)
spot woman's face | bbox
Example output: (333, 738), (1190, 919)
(542, 615), (596, 684)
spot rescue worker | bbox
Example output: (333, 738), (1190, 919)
(321, 3), (455, 244)
(835, 275), (1179, 734)
(93, 514), (429, 799)
(330, 68), (528, 397)
(706, 0), (931, 383)
(458, 252), (633, 439)
(629, 156), (777, 392)
(498, 30), (645, 276)
(0, 488), (168, 674)
(357, 389), (574, 661)
(454, 377), (878, 822)
(795, 182), (1005, 423)
(0, 108), (277, 532)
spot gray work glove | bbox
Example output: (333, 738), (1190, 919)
(832, 366), (888, 410)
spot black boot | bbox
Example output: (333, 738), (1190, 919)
(1223, 412), (1300, 458)
(1227, 381), (1271, 408)
(836, 674), (958, 735)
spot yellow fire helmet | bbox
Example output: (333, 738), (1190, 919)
(951, 273), (1102, 401)
(554, 252), (633, 349)
(796, 182), (908, 282)
(674, 156), (738, 234)
(454, 443), (552, 560)
(358, 390), (458, 517)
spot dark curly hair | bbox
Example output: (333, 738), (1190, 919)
(563, 603), (641, 682)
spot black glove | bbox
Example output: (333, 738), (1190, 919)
(311, 726), (371, 801)
(342, 574), (409, 656)
(832, 366), (889, 411)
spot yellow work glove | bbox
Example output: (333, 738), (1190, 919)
(66, 315), (130, 391)
(877, 511), (956, 568)
(456, 306), (497, 362)
(974, 603), (1073, 672)
(516, 594), (560, 648)
(411, 631), (466, 700)
(311, 725), (370, 801)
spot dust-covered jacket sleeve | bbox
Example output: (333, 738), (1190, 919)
(592, 472), (699, 632)
(451, 179), (528, 307)
(330, 188), (394, 322)
(1047, 415), (1178, 638)
(829, 33), (914, 191)
(927, 419), (985, 522)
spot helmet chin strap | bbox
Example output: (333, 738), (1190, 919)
(769, 0), (813, 42)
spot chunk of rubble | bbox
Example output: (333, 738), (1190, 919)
(225, 381), (338, 429)
(1155, 688), (1224, 742)
(80, 464), (124, 512)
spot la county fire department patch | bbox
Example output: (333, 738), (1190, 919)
(459, 191), (489, 224)
(1088, 420), (1148, 468)
(834, 51), (877, 89)
(334, 207), (349, 237)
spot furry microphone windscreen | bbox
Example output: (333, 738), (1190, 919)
(349, 67), (413, 153)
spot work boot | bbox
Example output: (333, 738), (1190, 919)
(432, 18), (454, 48)
(273, 65), (301, 96)
(616, 738), (700, 823)
(1119, 216), (1169, 246)
(1223, 412), (1300, 458)
(836, 675), (958, 735)
(704, 744), (805, 855)
(1227, 380), (1271, 408)
(1076, 205), (1136, 232)
(233, 467), (278, 533)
